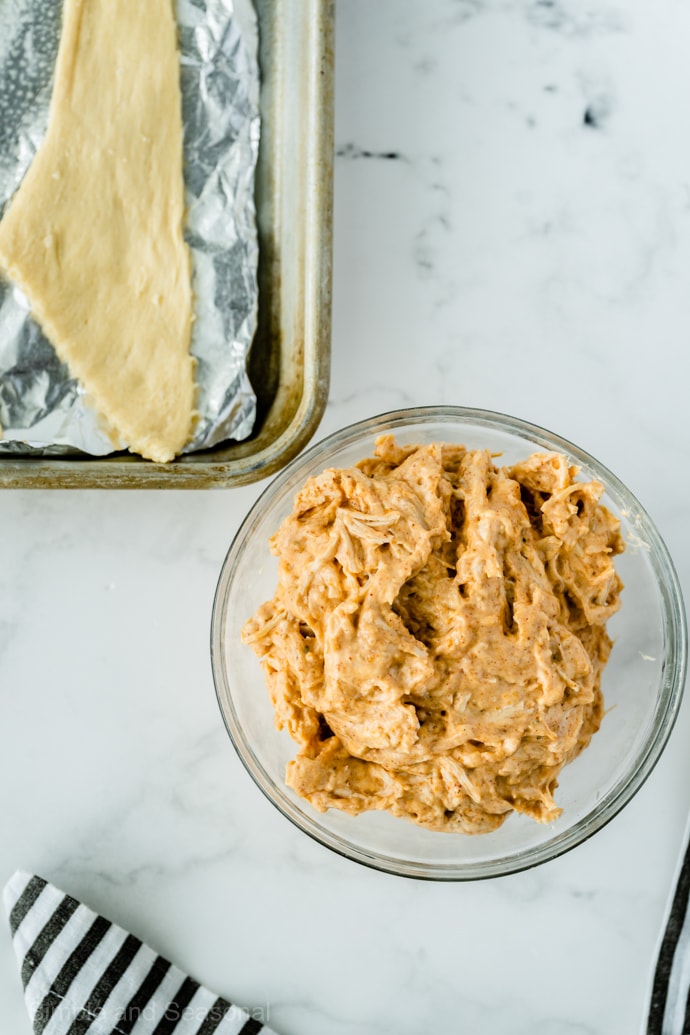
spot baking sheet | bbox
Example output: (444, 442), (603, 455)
(0, 0), (333, 487)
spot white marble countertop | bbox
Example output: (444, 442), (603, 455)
(2, 1), (690, 1032)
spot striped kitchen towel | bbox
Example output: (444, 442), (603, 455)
(647, 817), (690, 1035)
(4, 871), (277, 1035)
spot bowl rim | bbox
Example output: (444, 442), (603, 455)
(211, 405), (688, 880)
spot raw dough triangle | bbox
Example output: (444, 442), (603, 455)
(0, 0), (195, 462)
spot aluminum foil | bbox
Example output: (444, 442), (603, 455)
(0, 0), (260, 457)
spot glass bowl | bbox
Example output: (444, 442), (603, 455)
(211, 406), (687, 879)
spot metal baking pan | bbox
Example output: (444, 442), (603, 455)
(0, 0), (333, 489)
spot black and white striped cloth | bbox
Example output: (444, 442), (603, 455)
(4, 871), (277, 1035)
(648, 821), (690, 1035)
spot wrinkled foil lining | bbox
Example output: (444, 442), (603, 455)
(0, 0), (259, 457)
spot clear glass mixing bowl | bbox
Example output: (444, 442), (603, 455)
(211, 407), (687, 879)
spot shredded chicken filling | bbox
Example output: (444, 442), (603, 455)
(242, 436), (624, 834)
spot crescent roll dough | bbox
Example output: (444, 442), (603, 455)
(0, 0), (194, 462)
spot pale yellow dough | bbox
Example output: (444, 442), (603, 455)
(0, 0), (194, 462)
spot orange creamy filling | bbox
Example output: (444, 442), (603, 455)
(243, 436), (624, 834)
